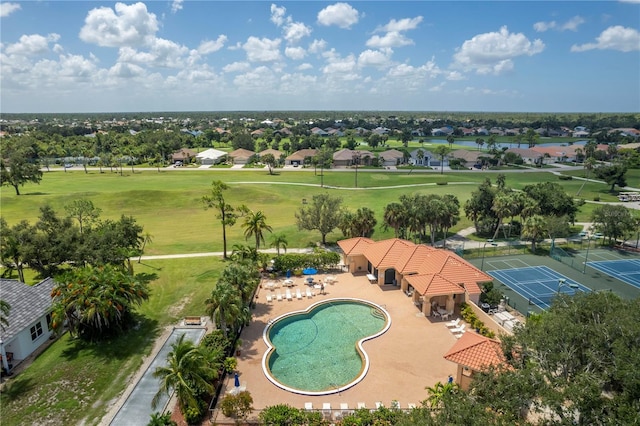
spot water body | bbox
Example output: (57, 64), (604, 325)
(423, 139), (588, 150)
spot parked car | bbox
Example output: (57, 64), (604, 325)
(593, 232), (603, 239)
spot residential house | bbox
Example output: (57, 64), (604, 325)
(409, 148), (435, 167)
(459, 128), (475, 137)
(285, 148), (318, 166)
(332, 149), (375, 167)
(196, 148), (227, 165)
(250, 129), (264, 138)
(450, 149), (485, 168)
(444, 332), (507, 391)
(310, 127), (329, 137)
(0, 278), (56, 373)
(378, 149), (405, 167)
(259, 149), (285, 163)
(337, 238), (491, 316)
(171, 148), (197, 164)
(504, 148), (543, 165)
(273, 128), (292, 137)
(228, 148), (256, 165)
(432, 127), (454, 136)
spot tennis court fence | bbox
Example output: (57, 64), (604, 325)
(550, 244), (582, 273)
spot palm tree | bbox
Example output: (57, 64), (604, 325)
(269, 233), (288, 256)
(433, 145), (450, 175)
(522, 215), (547, 252)
(241, 210), (273, 250)
(425, 380), (459, 409)
(446, 135), (455, 149)
(148, 412), (177, 426)
(383, 202), (405, 238)
(138, 231), (153, 263)
(205, 282), (242, 337)
(152, 334), (215, 414)
(491, 192), (518, 240)
(0, 300), (10, 331)
(475, 138), (485, 151)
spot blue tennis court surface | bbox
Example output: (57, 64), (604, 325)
(488, 265), (591, 310)
(587, 259), (640, 289)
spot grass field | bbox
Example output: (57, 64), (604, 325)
(0, 168), (613, 255)
(0, 166), (630, 425)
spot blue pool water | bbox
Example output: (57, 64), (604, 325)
(262, 299), (390, 395)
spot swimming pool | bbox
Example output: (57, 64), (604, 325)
(262, 298), (391, 395)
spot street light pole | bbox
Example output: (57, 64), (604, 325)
(480, 240), (497, 271)
(352, 152), (361, 188)
(583, 236), (591, 274)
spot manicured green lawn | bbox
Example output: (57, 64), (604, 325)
(0, 167), (630, 425)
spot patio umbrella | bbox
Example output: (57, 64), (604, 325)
(234, 372), (240, 388)
(303, 267), (317, 275)
(286, 269), (291, 278)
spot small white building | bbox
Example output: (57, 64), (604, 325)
(196, 148), (227, 165)
(1, 278), (56, 373)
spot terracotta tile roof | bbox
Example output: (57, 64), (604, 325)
(444, 332), (505, 371)
(337, 237), (489, 296)
(405, 273), (465, 297)
(362, 238), (415, 269)
(337, 237), (374, 255)
(395, 245), (438, 274)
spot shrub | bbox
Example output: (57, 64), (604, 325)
(593, 196), (600, 201)
(558, 175), (573, 180)
(221, 391), (254, 421)
(436, 181), (448, 185)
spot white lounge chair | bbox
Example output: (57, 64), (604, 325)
(451, 324), (466, 335)
(266, 294), (272, 303)
(286, 289), (293, 301)
(276, 291), (282, 301)
(407, 403), (417, 410)
(306, 288), (313, 298)
(357, 402), (366, 409)
(296, 288), (303, 300)
(455, 329), (466, 338)
(375, 401), (383, 409)
(391, 400), (400, 410)
(322, 402), (332, 419)
(304, 402), (313, 411)
(446, 318), (461, 328)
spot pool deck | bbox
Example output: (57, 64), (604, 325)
(213, 272), (459, 422)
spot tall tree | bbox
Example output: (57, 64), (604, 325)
(591, 204), (636, 244)
(152, 334), (215, 418)
(593, 164), (628, 192)
(521, 215), (546, 252)
(433, 145), (450, 175)
(205, 281), (242, 337)
(241, 210), (272, 250)
(50, 265), (152, 340)
(261, 153), (277, 175)
(295, 193), (343, 244)
(269, 233), (288, 256)
(383, 202), (406, 238)
(64, 199), (102, 234)
(202, 180), (245, 260)
(0, 152), (43, 195)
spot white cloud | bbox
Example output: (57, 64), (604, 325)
(5, 33), (60, 56)
(297, 63), (313, 71)
(285, 46), (306, 60)
(198, 35), (228, 55)
(322, 53), (357, 74)
(0, 2), (21, 18)
(386, 58), (441, 79)
(366, 31), (414, 48)
(284, 21), (312, 44)
(533, 21), (556, 32)
(79, 2), (159, 47)
(223, 61), (251, 73)
(445, 70), (465, 81)
(317, 3), (360, 29)
(171, 0), (183, 14)
(270, 4), (286, 27)
(308, 39), (327, 54)
(561, 16), (585, 31)
(377, 16), (423, 33)
(452, 26), (544, 75)
(358, 49), (392, 68)
(534, 16), (584, 32)
(242, 36), (281, 62)
(571, 25), (640, 52)
(233, 66), (278, 91)
(117, 37), (190, 68)
(429, 82), (446, 92)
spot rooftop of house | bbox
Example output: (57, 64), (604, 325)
(443, 331), (506, 372)
(0, 278), (56, 342)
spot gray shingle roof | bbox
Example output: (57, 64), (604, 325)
(0, 278), (55, 342)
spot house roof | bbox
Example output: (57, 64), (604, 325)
(450, 149), (484, 162)
(196, 148), (227, 160)
(229, 148), (255, 159)
(338, 237), (488, 295)
(379, 149), (404, 159)
(286, 149), (318, 161)
(505, 148), (542, 158)
(171, 148), (197, 159)
(333, 149), (375, 161)
(405, 273), (466, 297)
(259, 149), (284, 158)
(443, 332), (505, 371)
(0, 278), (55, 342)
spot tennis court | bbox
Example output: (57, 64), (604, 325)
(486, 259), (591, 310)
(587, 259), (640, 289)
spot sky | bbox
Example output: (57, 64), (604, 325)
(1, 1), (639, 113)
